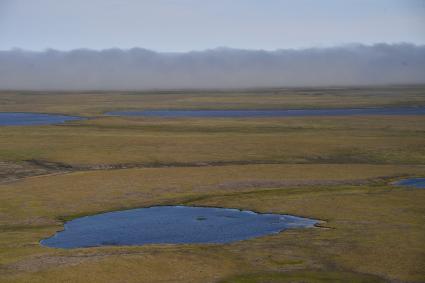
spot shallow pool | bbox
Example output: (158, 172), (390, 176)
(106, 106), (425, 118)
(394, 178), (425, 189)
(41, 206), (319, 249)
(0, 112), (82, 126)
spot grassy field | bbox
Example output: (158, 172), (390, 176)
(0, 86), (424, 282)
(1, 86), (425, 115)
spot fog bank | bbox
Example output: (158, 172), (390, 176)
(1, 44), (424, 90)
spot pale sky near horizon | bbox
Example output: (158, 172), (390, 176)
(0, 0), (424, 52)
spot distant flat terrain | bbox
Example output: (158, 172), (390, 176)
(1, 86), (425, 115)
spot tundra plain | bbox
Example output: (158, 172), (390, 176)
(0, 86), (425, 283)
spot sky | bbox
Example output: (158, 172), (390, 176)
(1, 1), (424, 90)
(0, 0), (424, 52)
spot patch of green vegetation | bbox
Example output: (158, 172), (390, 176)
(220, 271), (385, 283)
(1, 115), (425, 165)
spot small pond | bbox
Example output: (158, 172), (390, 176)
(0, 112), (82, 126)
(106, 106), (425, 118)
(394, 178), (425, 189)
(41, 206), (319, 249)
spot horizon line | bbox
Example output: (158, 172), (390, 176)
(2, 83), (425, 93)
(1, 42), (424, 53)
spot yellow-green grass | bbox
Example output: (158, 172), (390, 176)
(1, 87), (425, 282)
(220, 271), (386, 283)
(1, 164), (424, 226)
(0, 165), (425, 282)
(1, 86), (425, 116)
(1, 115), (425, 165)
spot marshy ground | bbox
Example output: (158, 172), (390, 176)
(0, 86), (425, 282)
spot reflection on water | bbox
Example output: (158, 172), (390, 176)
(107, 107), (425, 118)
(41, 206), (319, 249)
(394, 178), (425, 189)
(0, 112), (82, 126)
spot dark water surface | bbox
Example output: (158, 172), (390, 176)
(41, 206), (319, 249)
(0, 112), (82, 126)
(106, 106), (425, 118)
(394, 178), (425, 188)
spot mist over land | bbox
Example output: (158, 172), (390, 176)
(1, 43), (424, 91)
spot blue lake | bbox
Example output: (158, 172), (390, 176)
(0, 112), (82, 126)
(106, 106), (425, 118)
(394, 178), (425, 189)
(41, 206), (319, 249)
